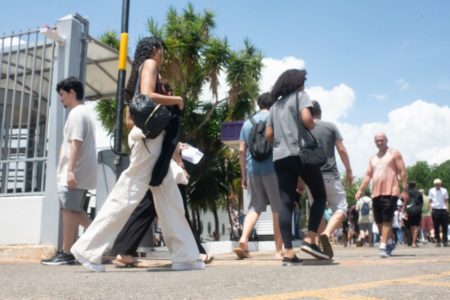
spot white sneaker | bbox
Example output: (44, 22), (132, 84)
(172, 260), (205, 271)
(379, 248), (389, 258)
(77, 256), (105, 272)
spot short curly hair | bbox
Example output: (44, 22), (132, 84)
(270, 69), (307, 102)
(56, 76), (84, 101)
(125, 37), (163, 103)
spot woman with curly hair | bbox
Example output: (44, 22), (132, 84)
(265, 69), (329, 265)
(71, 37), (204, 272)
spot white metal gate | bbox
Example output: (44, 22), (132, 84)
(0, 30), (56, 195)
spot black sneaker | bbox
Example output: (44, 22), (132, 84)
(320, 234), (334, 258)
(41, 250), (76, 265)
(301, 242), (330, 260)
(282, 255), (303, 266)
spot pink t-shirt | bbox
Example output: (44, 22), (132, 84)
(370, 148), (400, 198)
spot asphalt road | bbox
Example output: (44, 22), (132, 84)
(1, 244), (450, 300)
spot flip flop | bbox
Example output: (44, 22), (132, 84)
(233, 248), (251, 259)
(112, 259), (149, 268)
(202, 255), (215, 264)
(320, 234), (334, 259)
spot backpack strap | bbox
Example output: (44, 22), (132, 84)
(249, 114), (257, 126)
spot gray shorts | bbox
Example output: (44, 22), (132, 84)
(248, 173), (281, 213)
(308, 177), (348, 215)
(324, 177), (348, 215)
(58, 185), (88, 212)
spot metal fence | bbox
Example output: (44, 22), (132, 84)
(0, 29), (56, 195)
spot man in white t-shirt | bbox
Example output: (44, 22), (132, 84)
(41, 77), (97, 265)
(428, 178), (449, 247)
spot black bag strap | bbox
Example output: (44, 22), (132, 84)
(295, 91), (318, 147)
(134, 65), (144, 96)
(131, 64), (151, 149)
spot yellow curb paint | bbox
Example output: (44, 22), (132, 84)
(237, 271), (450, 300)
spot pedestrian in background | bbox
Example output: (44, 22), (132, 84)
(355, 132), (409, 258)
(428, 178), (449, 247)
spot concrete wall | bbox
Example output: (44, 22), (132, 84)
(198, 208), (231, 241)
(0, 196), (44, 244)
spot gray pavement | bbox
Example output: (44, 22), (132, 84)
(1, 243), (450, 300)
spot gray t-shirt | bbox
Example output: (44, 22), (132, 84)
(311, 120), (343, 178)
(267, 91), (313, 161)
(57, 104), (97, 190)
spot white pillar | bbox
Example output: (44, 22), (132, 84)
(40, 15), (88, 246)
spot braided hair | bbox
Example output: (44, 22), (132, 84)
(270, 69), (307, 102)
(125, 37), (163, 103)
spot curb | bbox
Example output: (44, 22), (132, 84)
(0, 245), (55, 263)
(0, 240), (289, 263)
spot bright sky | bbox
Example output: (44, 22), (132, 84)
(2, 0), (450, 178)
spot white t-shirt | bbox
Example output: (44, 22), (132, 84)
(57, 104), (97, 189)
(392, 210), (403, 229)
(356, 196), (373, 224)
(428, 187), (449, 209)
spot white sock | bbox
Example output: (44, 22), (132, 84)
(380, 243), (386, 249)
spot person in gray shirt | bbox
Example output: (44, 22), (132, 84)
(306, 100), (353, 259)
(266, 69), (329, 265)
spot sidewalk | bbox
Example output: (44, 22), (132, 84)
(0, 240), (303, 263)
(1, 243), (450, 299)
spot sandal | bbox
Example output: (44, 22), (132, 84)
(201, 254), (215, 264)
(233, 248), (251, 259)
(112, 258), (149, 268)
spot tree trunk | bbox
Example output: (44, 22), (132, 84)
(212, 207), (220, 241)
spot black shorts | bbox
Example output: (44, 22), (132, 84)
(407, 214), (422, 227)
(372, 196), (397, 224)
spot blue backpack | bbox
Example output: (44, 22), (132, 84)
(361, 201), (370, 216)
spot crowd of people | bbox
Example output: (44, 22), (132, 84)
(334, 180), (448, 250)
(40, 36), (449, 271)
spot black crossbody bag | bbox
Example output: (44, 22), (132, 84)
(296, 92), (327, 168)
(128, 67), (172, 139)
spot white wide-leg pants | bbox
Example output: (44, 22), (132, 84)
(71, 128), (199, 264)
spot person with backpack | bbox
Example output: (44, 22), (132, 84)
(405, 181), (423, 247)
(419, 188), (435, 243)
(355, 190), (374, 247)
(234, 93), (283, 260)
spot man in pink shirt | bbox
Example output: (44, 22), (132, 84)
(355, 132), (409, 258)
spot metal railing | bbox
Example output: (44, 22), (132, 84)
(0, 29), (56, 195)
